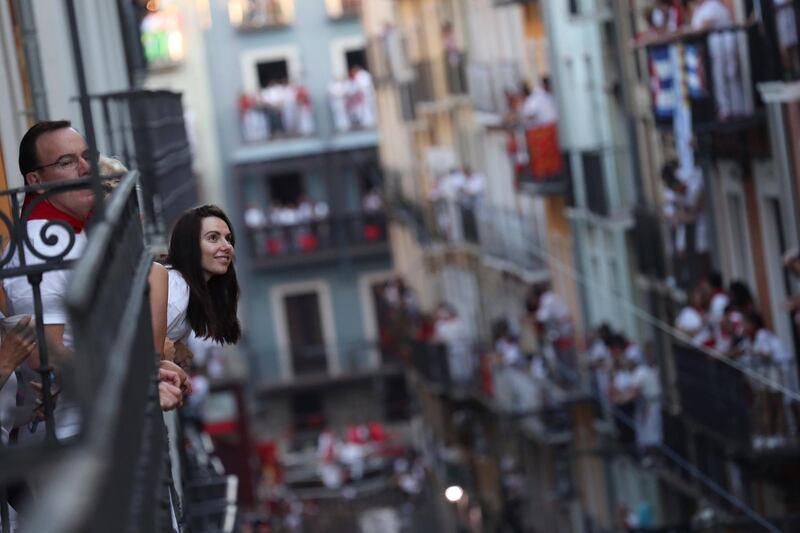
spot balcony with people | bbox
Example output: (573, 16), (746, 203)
(243, 188), (388, 269)
(502, 76), (570, 195)
(638, 0), (787, 133)
(238, 80), (316, 144)
(423, 166), (549, 277)
(327, 65), (378, 133)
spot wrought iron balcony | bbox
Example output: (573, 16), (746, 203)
(644, 24), (769, 133)
(672, 340), (800, 455)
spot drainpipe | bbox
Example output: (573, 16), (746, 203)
(11, 0), (49, 121)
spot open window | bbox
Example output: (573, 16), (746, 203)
(257, 58), (289, 88)
(267, 172), (304, 206)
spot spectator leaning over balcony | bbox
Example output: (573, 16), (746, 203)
(742, 311), (797, 448)
(521, 76), (558, 129)
(7, 122), (189, 438)
(347, 65), (376, 129)
(629, 345), (663, 464)
(609, 334), (638, 452)
(527, 284), (576, 384)
(715, 303), (745, 355)
(433, 303), (472, 385)
(164, 205), (241, 355)
(689, 0), (746, 119)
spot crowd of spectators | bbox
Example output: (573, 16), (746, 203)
(243, 188), (385, 256)
(239, 79), (315, 142)
(588, 324), (662, 464)
(674, 271), (799, 449)
(239, 65), (376, 142)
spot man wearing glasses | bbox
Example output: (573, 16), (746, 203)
(3, 122), (186, 444)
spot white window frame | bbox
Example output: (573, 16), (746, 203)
(271, 279), (339, 381)
(241, 45), (301, 94)
(329, 35), (367, 80)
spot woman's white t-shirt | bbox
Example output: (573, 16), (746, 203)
(167, 269), (192, 343)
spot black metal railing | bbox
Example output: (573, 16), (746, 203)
(246, 211), (388, 263)
(645, 24), (766, 132)
(672, 340), (800, 453)
(90, 89), (197, 243)
(0, 172), (177, 532)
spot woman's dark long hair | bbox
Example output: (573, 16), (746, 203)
(167, 205), (241, 344)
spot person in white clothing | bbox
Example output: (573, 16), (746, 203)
(629, 350), (663, 458)
(433, 303), (472, 385)
(7, 122), (188, 444)
(690, 0), (746, 118)
(329, 77), (351, 132)
(743, 312), (798, 448)
(164, 205), (242, 351)
(521, 77), (558, 128)
(349, 65), (377, 128)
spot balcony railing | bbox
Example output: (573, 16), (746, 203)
(326, 0), (361, 20)
(632, 207), (706, 291)
(0, 171), (179, 531)
(229, 0), (293, 30)
(239, 89), (316, 143)
(246, 211), (388, 264)
(645, 24), (766, 132)
(673, 341), (800, 453)
(425, 199), (548, 275)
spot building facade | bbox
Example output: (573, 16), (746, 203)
(202, 0), (401, 447)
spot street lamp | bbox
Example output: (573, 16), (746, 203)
(445, 485), (464, 503)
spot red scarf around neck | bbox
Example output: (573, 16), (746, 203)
(22, 193), (88, 234)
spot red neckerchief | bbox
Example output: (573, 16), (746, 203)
(23, 193), (87, 234)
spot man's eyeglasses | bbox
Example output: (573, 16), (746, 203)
(34, 154), (88, 172)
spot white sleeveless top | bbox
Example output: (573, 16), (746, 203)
(167, 269), (192, 342)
